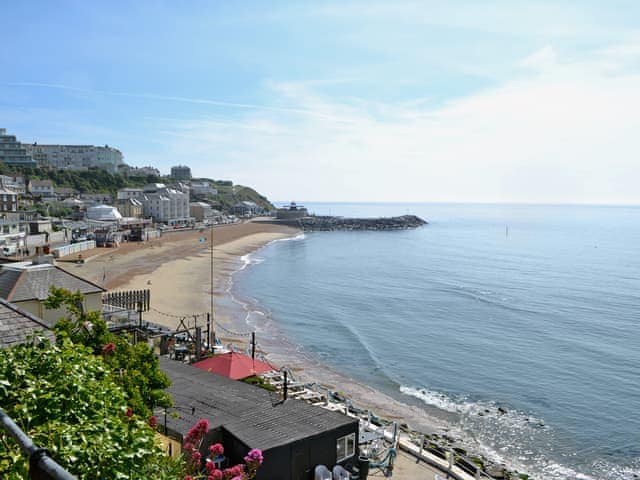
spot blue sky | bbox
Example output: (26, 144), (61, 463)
(2, 1), (640, 204)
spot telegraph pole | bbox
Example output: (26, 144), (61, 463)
(210, 226), (216, 349)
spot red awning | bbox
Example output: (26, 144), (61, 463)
(192, 352), (274, 380)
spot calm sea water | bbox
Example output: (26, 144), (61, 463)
(234, 203), (640, 480)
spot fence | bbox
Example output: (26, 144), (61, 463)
(103, 289), (150, 312)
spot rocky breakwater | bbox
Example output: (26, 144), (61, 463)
(287, 214), (427, 231)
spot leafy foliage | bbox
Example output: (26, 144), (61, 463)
(46, 287), (172, 417)
(0, 339), (183, 479)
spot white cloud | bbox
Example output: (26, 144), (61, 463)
(160, 43), (640, 205)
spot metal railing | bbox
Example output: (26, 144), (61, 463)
(0, 408), (77, 480)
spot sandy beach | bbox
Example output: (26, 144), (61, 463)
(74, 220), (449, 479)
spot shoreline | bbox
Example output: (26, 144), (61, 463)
(74, 222), (500, 479)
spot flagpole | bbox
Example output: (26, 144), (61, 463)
(210, 226), (215, 349)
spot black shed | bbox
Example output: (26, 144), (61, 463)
(160, 358), (359, 480)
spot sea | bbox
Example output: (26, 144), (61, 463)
(231, 203), (640, 480)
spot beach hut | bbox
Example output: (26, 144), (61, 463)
(160, 358), (359, 480)
(192, 351), (274, 380)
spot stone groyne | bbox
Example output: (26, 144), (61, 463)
(272, 214), (427, 231)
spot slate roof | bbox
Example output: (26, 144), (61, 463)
(0, 263), (105, 302)
(0, 298), (54, 348)
(161, 358), (357, 452)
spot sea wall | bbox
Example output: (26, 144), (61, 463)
(269, 214), (427, 231)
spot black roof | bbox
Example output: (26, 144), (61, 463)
(0, 263), (105, 302)
(161, 358), (357, 451)
(0, 298), (54, 348)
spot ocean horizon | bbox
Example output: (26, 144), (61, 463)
(232, 202), (640, 480)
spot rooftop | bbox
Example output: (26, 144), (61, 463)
(0, 262), (105, 302)
(0, 298), (54, 348)
(161, 358), (357, 451)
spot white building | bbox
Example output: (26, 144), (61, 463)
(117, 187), (144, 201)
(25, 144), (125, 173)
(28, 180), (55, 199)
(190, 181), (218, 197)
(0, 175), (26, 195)
(140, 183), (191, 224)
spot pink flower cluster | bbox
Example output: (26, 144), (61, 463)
(209, 443), (224, 457)
(101, 342), (116, 355)
(183, 419), (262, 480)
(243, 449), (263, 466)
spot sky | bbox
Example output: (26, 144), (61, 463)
(2, 0), (640, 204)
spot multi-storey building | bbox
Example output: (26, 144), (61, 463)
(170, 165), (192, 181)
(0, 129), (37, 167)
(0, 175), (26, 195)
(28, 180), (55, 199)
(140, 183), (191, 224)
(24, 143), (124, 173)
(116, 198), (143, 218)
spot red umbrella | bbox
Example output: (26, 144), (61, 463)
(192, 352), (274, 380)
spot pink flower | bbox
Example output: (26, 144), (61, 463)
(209, 443), (224, 457)
(229, 465), (244, 477)
(244, 448), (263, 466)
(211, 471), (223, 480)
(125, 407), (133, 419)
(148, 415), (157, 428)
(191, 451), (202, 463)
(101, 342), (116, 355)
(184, 476), (193, 480)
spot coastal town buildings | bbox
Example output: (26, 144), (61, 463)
(190, 180), (217, 198)
(0, 129), (37, 167)
(0, 175), (26, 195)
(116, 198), (143, 218)
(170, 165), (192, 181)
(189, 201), (220, 222)
(137, 183), (191, 224)
(0, 182), (18, 212)
(0, 260), (105, 324)
(117, 187), (144, 200)
(24, 143), (125, 173)
(232, 201), (263, 216)
(28, 180), (55, 199)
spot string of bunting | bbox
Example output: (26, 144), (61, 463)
(149, 307), (254, 338)
(212, 321), (253, 338)
(149, 307), (208, 319)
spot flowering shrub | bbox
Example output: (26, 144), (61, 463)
(182, 419), (263, 480)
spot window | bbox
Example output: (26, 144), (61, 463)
(336, 433), (355, 462)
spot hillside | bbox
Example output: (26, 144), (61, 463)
(0, 165), (275, 213)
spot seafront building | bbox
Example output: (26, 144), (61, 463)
(0, 129), (37, 167)
(116, 184), (191, 224)
(25, 143), (124, 173)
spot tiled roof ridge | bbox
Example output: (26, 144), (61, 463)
(53, 265), (106, 293)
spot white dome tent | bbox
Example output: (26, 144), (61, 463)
(86, 204), (122, 222)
